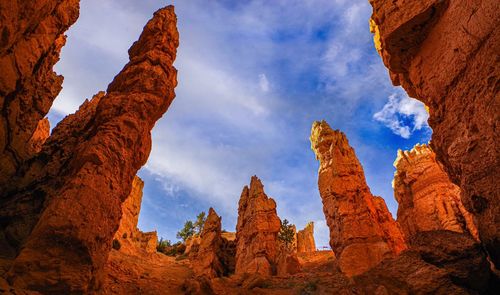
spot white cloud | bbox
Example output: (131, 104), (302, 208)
(373, 91), (429, 139)
(258, 73), (270, 92)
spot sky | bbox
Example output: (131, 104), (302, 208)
(48, 0), (431, 248)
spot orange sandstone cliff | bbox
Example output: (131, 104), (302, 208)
(393, 144), (478, 241)
(310, 120), (406, 276)
(113, 176), (158, 255)
(235, 176), (281, 276)
(0, 5), (179, 293)
(296, 222), (316, 253)
(369, 0), (500, 267)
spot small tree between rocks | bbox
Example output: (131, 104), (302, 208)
(278, 219), (295, 249)
(176, 220), (195, 242)
(194, 211), (207, 235)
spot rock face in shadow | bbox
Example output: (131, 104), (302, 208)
(369, 0), (500, 267)
(354, 231), (491, 294)
(394, 144), (478, 242)
(191, 208), (224, 279)
(0, 5), (179, 293)
(297, 222), (316, 253)
(310, 120), (407, 276)
(113, 176), (158, 255)
(235, 176), (281, 277)
(0, 0), (80, 184)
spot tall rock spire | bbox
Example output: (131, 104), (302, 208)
(310, 120), (406, 276)
(235, 176), (281, 276)
(2, 6), (179, 293)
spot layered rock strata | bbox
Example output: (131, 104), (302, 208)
(235, 176), (281, 276)
(310, 120), (406, 276)
(0, 6), (179, 293)
(369, 0), (500, 267)
(113, 176), (158, 255)
(297, 222), (316, 253)
(0, 0), (80, 184)
(394, 144), (478, 241)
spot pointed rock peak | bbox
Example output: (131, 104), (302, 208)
(394, 143), (434, 169)
(310, 120), (352, 167)
(249, 175), (265, 195)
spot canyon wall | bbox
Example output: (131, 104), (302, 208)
(310, 120), (406, 276)
(0, 5), (179, 293)
(369, 0), (499, 267)
(394, 144), (478, 241)
(296, 222), (316, 253)
(0, 0), (80, 184)
(235, 176), (281, 276)
(113, 176), (158, 255)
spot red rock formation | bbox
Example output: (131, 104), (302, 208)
(191, 208), (224, 278)
(394, 144), (478, 241)
(235, 176), (281, 276)
(297, 222), (316, 253)
(369, 0), (500, 267)
(276, 245), (301, 276)
(184, 236), (201, 256)
(310, 120), (407, 276)
(0, 0), (79, 184)
(0, 6), (179, 293)
(113, 176), (158, 255)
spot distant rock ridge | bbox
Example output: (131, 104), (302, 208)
(0, 4), (179, 293)
(310, 120), (407, 276)
(393, 144), (478, 242)
(113, 176), (158, 255)
(297, 222), (316, 253)
(369, 0), (500, 268)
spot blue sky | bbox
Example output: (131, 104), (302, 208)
(48, 0), (431, 248)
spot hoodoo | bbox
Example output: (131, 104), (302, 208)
(393, 144), (478, 241)
(235, 176), (281, 276)
(310, 120), (406, 276)
(0, 5), (179, 293)
(296, 222), (316, 253)
(113, 176), (158, 255)
(369, 0), (500, 267)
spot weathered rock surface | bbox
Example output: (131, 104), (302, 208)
(191, 208), (224, 279)
(297, 222), (316, 253)
(354, 230), (491, 294)
(235, 176), (281, 277)
(0, 6), (179, 293)
(184, 236), (201, 256)
(394, 144), (478, 241)
(0, 0), (80, 184)
(310, 120), (406, 276)
(369, 0), (500, 267)
(113, 176), (158, 255)
(276, 245), (301, 276)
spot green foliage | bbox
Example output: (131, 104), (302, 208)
(278, 219), (295, 248)
(194, 211), (207, 235)
(176, 220), (195, 242)
(156, 237), (172, 253)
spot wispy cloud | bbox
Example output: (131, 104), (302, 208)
(373, 90), (429, 139)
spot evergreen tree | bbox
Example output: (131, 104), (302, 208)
(278, 219), (295, 248)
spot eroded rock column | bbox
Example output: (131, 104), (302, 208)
(310, 120), (406, 276)
(369, 0), (500, 266)
(113, 176), (158, 255)
(297, 222), (316, 253)
(393, 144), (478, 241)
(235, 176), (281, 276)
(2, 6), (179, 293)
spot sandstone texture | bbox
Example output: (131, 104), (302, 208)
(235, 176), (281, 276)
(113, 176), (158, 255)
(354, 230), (492, 294)
(394, 144), (478, 241)
(296, 222), (316, 253)
(0, 0), (79, 184)
(190, 208), (224, 279)
(310, 120), (406, 276)
(0, 5), (179, 293)
(370, 0), (500, 267)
